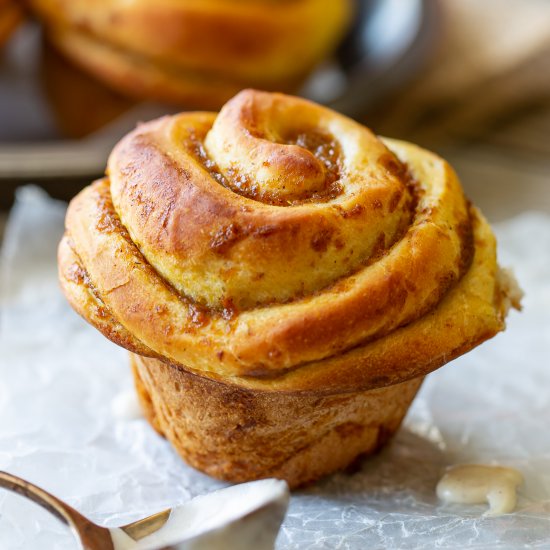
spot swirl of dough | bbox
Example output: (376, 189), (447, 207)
(59, 90), (516, 389)
(109, 90), (419, 313)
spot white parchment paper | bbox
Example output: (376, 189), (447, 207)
(1, 186), (549, 549)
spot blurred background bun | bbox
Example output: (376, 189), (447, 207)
(0, 0), (23, 47)
(29, 0), (353, 108)
(40, 41), (135, 139)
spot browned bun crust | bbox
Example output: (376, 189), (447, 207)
(40, 41), (135, 139)
(58, 90), (520, 485)
(0, 0), (23, 47)
(29, 0), (353, 107)
(131, 353), (424, 488)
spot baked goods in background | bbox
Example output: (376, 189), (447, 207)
(40, 42), (135, 139)
(29, 0), (353, 108)
(0, 0), (23, 48)
(58, 89), (521, 488)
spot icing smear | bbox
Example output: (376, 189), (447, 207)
(437, 464), (523, 516)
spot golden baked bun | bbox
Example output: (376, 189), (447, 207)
(30, 0), (353, 108)
(59, 90), (521, 487)
(40, 42), (135, 139)
(0, 0), (23, 47)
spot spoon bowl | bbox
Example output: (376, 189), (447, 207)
(0, 471), (289, 550)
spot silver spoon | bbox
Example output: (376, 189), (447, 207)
(0, 471), (289, 550)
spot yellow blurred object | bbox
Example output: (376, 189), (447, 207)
(29, 0), (353, 108)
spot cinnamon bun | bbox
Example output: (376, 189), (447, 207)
(30, 0), (352, 108)
(59, 90), (521, 487)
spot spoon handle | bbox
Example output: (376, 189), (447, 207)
(0, 471), (114, 550)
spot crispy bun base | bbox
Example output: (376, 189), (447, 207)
(40, 41), (135, 139)
(131, 353), (423, 488)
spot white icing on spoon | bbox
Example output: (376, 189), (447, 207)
(437, 464), (523, 516)
(110, 478), (289, 550)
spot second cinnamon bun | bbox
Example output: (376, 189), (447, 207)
(30, 0), (352, 108)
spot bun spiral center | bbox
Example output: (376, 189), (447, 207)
(204, 92), (343, 203)
(109, 90), (415, 311)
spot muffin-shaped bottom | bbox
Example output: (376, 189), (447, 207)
(130, 353), (423, 489)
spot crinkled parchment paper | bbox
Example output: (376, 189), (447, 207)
(1, 187), (549, 549)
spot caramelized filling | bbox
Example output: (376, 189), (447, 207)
(283, 129), (341, 188)
(190, 129), (344, 206)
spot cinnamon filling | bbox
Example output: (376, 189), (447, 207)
(191, 129), (344, 206)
